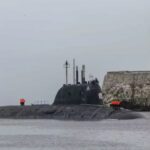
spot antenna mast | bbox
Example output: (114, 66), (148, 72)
(73, 59), (76, 84)
(64, 61), (70, 85)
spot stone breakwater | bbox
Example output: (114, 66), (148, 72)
(102, 71), (150, 107)
(0, 105), (143, 120)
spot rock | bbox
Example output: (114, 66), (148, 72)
(102, 71), (150, 107)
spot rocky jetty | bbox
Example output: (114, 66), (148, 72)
(102, 71), (150, 107)
(0, 105), (143, 120)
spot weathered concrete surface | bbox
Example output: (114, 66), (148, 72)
(102, 71), (150, 106)
(0, 105), (143, 120)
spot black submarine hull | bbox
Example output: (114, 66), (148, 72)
(0, 105), (143, 120)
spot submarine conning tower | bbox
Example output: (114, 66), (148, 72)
(53, 60), (103, 105)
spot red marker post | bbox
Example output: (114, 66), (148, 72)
(20, 98), (26, 106)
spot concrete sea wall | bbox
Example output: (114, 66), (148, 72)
(102, 71), (150, 106)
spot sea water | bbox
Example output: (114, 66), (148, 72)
(0, 112), (150, 150)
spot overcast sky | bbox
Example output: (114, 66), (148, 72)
(0, 0), (149, 105)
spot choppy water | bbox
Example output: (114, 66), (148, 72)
(0, 112), (150, 150)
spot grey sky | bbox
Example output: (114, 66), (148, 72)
(0, 0), (149, 105)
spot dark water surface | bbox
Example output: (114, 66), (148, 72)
(0, 112), (150, 150)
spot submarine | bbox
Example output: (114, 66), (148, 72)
(0, 60), (144, 120)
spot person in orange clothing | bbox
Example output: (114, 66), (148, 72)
(110, 99), (122, 110)
(20, 99), (26, 106)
